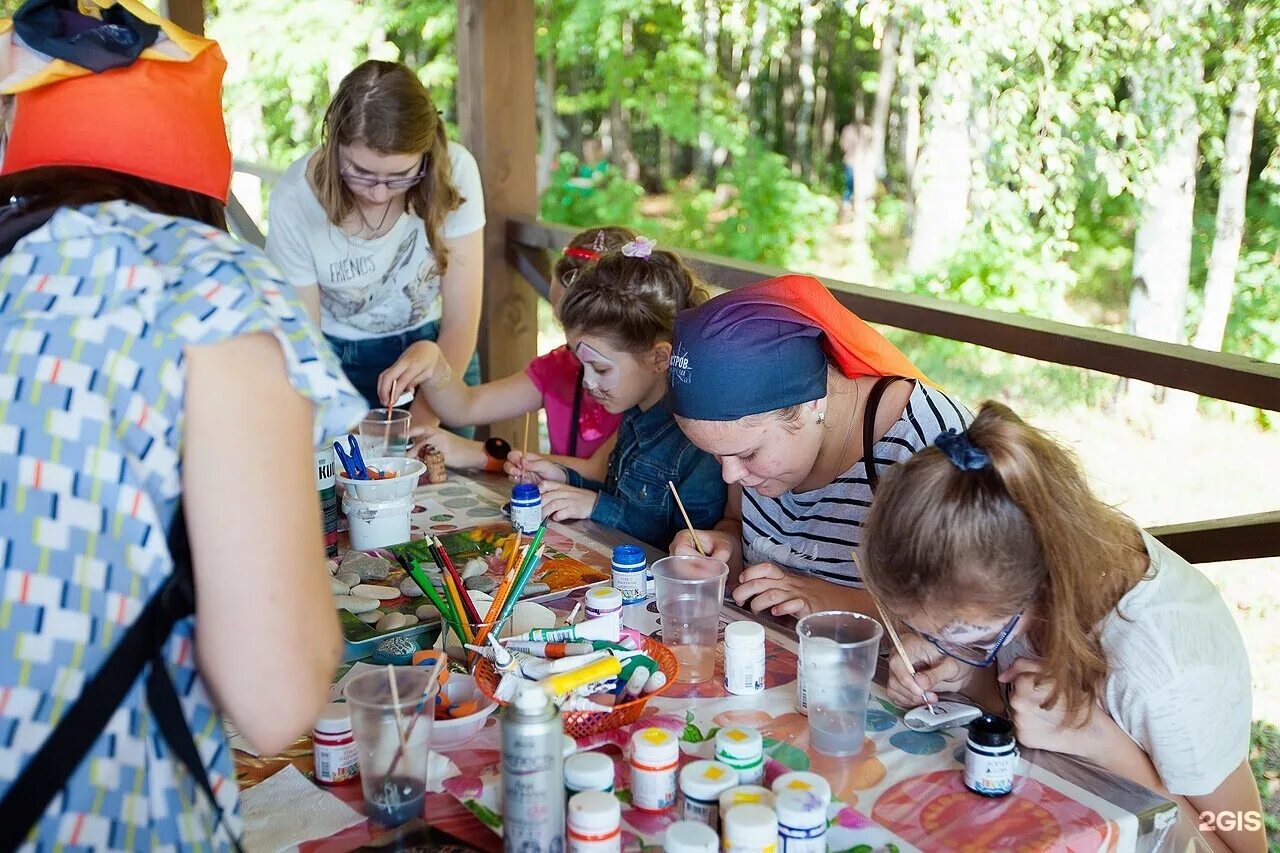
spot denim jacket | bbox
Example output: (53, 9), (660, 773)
(564, 398), (726, 549)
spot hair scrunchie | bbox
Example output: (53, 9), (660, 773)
(934, 428), (991, 471)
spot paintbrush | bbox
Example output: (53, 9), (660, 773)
(667, 480), (706, 556)
(385, 655), (445, 780)
(853, 551), (939, 715)
(384, 380), (398, 457)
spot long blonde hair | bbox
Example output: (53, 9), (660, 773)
(313, 60), (461, 274)
(861, 402), (1148, 723)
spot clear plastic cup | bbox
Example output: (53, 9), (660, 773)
(796, 611), (883, 756)
(344, 667), (439, 826)
(360, 408), (413, 458)
(651, 555), (728, 684)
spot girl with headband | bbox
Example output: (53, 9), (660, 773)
(514, 238), (727, 548)
(859, 403), (1261, 853)
(266, 60), (485, 427)
(0, 1), (364, 845)
(378, 226), (633, 477)
(667, 275), (971, 618)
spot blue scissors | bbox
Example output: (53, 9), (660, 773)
(333, 436), (369, 479)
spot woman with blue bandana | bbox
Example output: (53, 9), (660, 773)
(668, 274), (971, 620)
(860, 403), (1260, 853)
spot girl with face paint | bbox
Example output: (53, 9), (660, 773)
(510, 238), (727, 549)
(374, 227), (634, 477)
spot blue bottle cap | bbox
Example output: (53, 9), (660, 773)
(611, 544), (646, 568)
(511, 482), (540, 502)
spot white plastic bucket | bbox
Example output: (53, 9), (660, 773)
(336, 455), (425, 503)
(342, 492), (414, 551)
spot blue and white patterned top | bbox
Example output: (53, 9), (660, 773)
(0, 201), (367, 851)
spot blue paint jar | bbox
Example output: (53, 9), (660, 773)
(510, 482), (542, 535)
(964, 713), (1017, 797)
(611, 544), (648, 604)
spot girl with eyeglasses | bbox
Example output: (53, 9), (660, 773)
(266, 60), (485, 418)
(860, 402), (1262, 853)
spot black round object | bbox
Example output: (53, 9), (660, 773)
(484, 437), (512, 460)
(967, 713), (1015, 748)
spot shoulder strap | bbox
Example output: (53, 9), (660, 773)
(568, 364), (586, 458)
(0, 204), (55, 256)
(862, 376), (904, 494)
(0, 505), (244, 851)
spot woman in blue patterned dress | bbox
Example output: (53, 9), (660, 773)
(0, 3), (366, 849)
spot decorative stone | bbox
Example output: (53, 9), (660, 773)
(334, 595), (380, 614)
(357, 610), (384, 624)
(460, 557), (488, 580)
(463, 575), (499, 594)
(371, 635), (418, 665)
(400, 577), (424, 597)
(343, 552), (391, 581)
(376, 612), (411, 632)
(326, 559), (340, 575)
(330, 578), (351, 595)
(415, 604), (441, 621)
(350, 584), (400, 601)
(335, 572), (361, 589)
(519, 582), (551, 599)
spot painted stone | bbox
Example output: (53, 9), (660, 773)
(372, 635), (418, 665)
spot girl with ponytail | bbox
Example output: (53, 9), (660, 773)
(860, 402), (1262, 852)
(267, 60), (486, 420)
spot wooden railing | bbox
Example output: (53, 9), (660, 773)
(506, 216), (1280, 563)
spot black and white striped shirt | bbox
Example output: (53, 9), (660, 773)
(740, 382), (971, 587)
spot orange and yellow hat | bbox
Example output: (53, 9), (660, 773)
(0, 0), (232, 202)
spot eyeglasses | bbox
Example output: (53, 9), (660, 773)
(339, 156), (427, 190)
(905, 610), (1024, 668)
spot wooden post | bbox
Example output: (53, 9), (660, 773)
(456, 0), (540, 445)
(160, 0), (205, 35)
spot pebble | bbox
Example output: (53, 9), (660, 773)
(372, 635), (418, 665)
(519, 582), (551, 598)
(376, 612), (410, 632)
(357, 610), (384, 624)
(334, 595), (380, 614)
(416, 604), (441, 621)
(343, 552), (391, 581)
(460, 557), (488, 580)
(335, 572), (361, 589)
(464, 575), (499, 594)
(350, 584), (400, 601)
(400, 577), (424, 597)
(326, 559), (340, 575)
(330, 578), (351, 595)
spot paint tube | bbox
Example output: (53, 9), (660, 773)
(536, 656), (622, 697)
(561, 696), (615, 713)
(623, 666), (651, 699)
(503, 641), (596, 658)
(643, 670), (668, 695)
(514, 614), (621, 644)
(517, 650), (612, 679)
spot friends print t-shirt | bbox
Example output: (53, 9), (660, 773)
(266, 140), (485, 341)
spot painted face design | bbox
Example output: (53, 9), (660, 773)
(576, 341), (620, 395)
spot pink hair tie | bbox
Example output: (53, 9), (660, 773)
(563, 246), (599, 261)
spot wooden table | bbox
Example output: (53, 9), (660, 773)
(234, 472), (1185, 852)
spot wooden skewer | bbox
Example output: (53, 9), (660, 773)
(853, 552), (938, 715)
(385, 655), (445, 779)
(667, 480), (706, 556)
(386, 664), (409, 751)
(384, 380), (398, 457)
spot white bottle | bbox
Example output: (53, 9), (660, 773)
(678, 759), (739, 826)
(722, 621), (765, 695)
(722, 803), (778, 853)
(629, 727), (679, 812)
(770, 771), (831, 809)
(565, 751), (615, 796)
(663, 820), (719, 853)
(718, 785), (775, 816)
(714, 726), (765, 786)
(775, 789), (827, 853)
(585, 587), (624, 642)
(568, 790), (622, 853)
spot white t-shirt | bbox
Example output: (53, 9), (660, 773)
(265, 141), (485, 341)
(997, 532), (1251, 797)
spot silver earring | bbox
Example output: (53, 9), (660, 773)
(816, 411), (826, 425)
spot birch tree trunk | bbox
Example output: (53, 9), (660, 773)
(870, 18), (901, 183)
(536, 35), (558, 195)
(697, 0), (721, 178)
(901, 27), (921, 232)
(906, 63), (973, 272)
(795, 0), (820, 179)
(737, 0), (769, 129)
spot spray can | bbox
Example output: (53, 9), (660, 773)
(502, 685), (566, 853)
(315, 443), (339, 558)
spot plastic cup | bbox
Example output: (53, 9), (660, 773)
(651, 555), (728, 684)
(344, 667), (439, 826)
(796, 611), (882, 756)
(360, 408), (412, 458)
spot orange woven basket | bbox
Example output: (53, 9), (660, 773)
(474, 636), (679, 738)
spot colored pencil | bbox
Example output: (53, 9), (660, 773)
(409, 559), (465, 646)
(490, 524), (548, 638)
(439, 565), (474, 646)
(668, 480), (706, 556)
(432, 536), (482, 627)
(472, 532), (523, 650)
